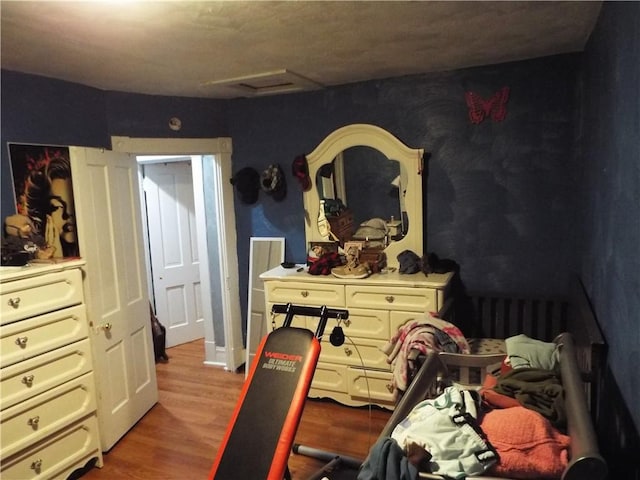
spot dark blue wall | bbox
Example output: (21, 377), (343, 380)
(1, 72), (109, 215)
(1, 71), (228, 219)
(104, 91), (228, 137)
(577, 1), (640, 430)
(226, 54), (581, 308)
(1, 54), (581, 346)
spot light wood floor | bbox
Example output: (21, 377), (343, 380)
(82, 339), (392, 479)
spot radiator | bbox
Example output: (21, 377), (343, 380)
(461, 282), (606, 417)
(466, 292), (568, 342)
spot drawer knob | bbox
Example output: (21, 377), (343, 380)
(15, 336), (29, 347)
(343, 319), (351, 327)
(301, 291), (309, 298)
(22, 374), (35, 387)
(344, 347), (353, 356)
(30, 459), (43, 472)
(28, 416), (40, 428)
(8, 297), (21, 309)
(385, 295), (395, 303)
(386, 383), (394, 393)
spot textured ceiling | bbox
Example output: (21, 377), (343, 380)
(1, 1), (602, 99)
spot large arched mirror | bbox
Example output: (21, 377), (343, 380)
(304, 124), (424, 268)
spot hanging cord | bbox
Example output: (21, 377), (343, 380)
(343, 331), (374, 449)
(326, 312), (374, 449)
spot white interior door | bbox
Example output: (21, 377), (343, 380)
(245, 237), (285, 375)
(143, 161), (204, 347)
(70, 146), (158, 451)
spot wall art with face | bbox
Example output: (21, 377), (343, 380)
(8, 144), (79, 258)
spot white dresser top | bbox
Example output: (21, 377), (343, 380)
(260, 264), (453, 289)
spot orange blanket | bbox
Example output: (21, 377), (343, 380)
(480, 406), (570, 479)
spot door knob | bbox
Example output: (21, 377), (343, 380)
(100, 322), (113, 332)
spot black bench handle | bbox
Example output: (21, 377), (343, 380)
(271, 303), (349, 339)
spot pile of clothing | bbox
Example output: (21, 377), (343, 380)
(362, 334), (570, 479)
(382, 313), (470, 398)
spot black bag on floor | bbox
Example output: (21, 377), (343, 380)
(150, 303), (168, 362)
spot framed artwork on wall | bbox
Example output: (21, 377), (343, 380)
(7, 143), (80, 258)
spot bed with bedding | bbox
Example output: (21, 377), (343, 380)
(357, 277), (607, 480)
(366, 332), (606, 480)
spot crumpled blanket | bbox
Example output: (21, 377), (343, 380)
(481, 406), (570, 479)
(493, 367), (566, 429)
(382, 313), (470, 395)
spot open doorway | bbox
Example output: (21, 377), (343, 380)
(111, 136), (245, 371)
(138, 156), (205, 348)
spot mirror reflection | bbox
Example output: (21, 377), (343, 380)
(316, 146), (408, 248)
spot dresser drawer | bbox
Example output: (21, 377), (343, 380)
(0, 305), (88, 368)
(0, 413), (101, 480)
(1, 339), (93, 410)
(319, 338), (390, 371)
(266, 281), (345, 307)
(307, 308), (389, 341)
(347, 367), (395, 405)
(309, 362), (348, 394)
(346, 285), (436, 312)
(0, 372), (97, 459)
(1, 269), (83, 325)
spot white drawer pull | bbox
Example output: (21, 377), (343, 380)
(30, 459), (43, 472)
(8, 297), (21, 309)
(385, 295), (395, 303)
(22, 374), (35, 387)
(28, 416), (40, 428)
(15, 336), (29, 347)
(344, 347), (353, 356)
(301, 291), (309, 298)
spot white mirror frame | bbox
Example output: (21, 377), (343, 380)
(304, 124), (424, 268)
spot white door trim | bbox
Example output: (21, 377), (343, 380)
(111, 136), (242, 370)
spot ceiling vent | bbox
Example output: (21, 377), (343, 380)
(200, 69), (323, 98)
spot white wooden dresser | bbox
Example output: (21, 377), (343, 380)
(0, 260), (102, 480)
(261, 265), (453, 408)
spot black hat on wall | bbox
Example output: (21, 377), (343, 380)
(230, 167), (260, 205)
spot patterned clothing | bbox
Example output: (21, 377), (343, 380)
(382, 313), (470, 395)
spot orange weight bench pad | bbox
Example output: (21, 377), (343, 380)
(209, 327), (320, 480)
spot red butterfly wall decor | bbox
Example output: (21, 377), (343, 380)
(465, 86), (510, 124)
